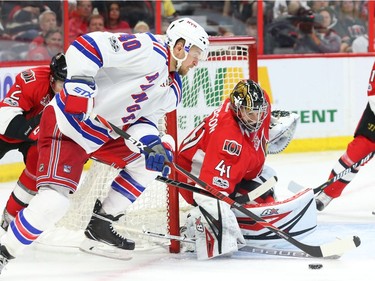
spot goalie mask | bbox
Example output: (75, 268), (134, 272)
(166, 17), (209, 61)
(229, 80), (269, 132)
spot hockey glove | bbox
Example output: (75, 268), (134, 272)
(140, 135), (173, 177)
(63, 76), (97, 121)
(268, 110), (299, 154)
(4, 113), (41, 142)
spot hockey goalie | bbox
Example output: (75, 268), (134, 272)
(176, 80), (316, 260)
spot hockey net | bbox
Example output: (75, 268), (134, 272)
(38, 37), (257, 253)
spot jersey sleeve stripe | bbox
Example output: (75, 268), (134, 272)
(153, 42), (168, 61)
(72, 34), (103, 68)
(55, 93), (111, 145)
(145, 33), (168, 64)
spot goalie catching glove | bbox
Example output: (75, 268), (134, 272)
(140, 134), (174, 177)
(268, 110), (299, 154)
(63, 76), (97, 121)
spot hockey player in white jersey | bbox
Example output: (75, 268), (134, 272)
(0, 18), (209, 272)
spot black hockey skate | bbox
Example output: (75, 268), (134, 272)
(80, 199), (135, 260)
(0, 244), (14, 275)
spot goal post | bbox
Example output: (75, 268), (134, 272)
(40, 36), (258, 254)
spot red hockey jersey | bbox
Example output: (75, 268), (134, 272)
(0, 66), (53, 143)
(177, 96), (271, 204)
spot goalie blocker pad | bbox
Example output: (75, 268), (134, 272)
(233, 188), (317, 246)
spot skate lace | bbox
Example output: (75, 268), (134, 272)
(110, 225), (126, 240)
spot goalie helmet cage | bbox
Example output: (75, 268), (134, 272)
(39, 36), (258, 254)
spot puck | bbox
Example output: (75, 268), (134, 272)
(308, 263), (323, 270)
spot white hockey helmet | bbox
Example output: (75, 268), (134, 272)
(166, 17), (209, 61)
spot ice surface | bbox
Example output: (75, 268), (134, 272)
(0, 150), (374, 281)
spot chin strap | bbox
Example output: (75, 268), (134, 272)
(171, 49), (188, 72)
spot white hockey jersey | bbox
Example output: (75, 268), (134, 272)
(50, 31), (182, 153)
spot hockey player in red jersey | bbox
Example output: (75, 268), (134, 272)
(315, 62), (375, 211)
(0, 53), (67, 236)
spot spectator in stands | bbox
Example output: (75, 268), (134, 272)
(264, 1), (303, 54)
(334, 0), (367, 53)
(27, 28), (63, 61)
(294, 6), (341, 53)
(87, 14), (105, 32)
(133, 20), (150, 33)
(68, 0), (93, 43)
(29, 10), (58, 51)
(273, 0), (309, 20)
(307, 0), (330, 13)
(3, 3), (42, 42)
(105, 1), (131, 33)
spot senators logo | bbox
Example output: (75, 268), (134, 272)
(223, 139), (242, 156)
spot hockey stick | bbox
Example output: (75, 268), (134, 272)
(92, 114), (361, 258)
(156, 175), (277, 204)
(141, 229), (340, 259)
(288, 151), (375, 194)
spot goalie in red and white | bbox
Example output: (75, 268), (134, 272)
(176, 80), (316, 260)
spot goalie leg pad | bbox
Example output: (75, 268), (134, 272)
(185, 195), (245, 260)
(234, 188), (317, 247)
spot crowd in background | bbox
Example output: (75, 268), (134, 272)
(0, 0), (372, 61)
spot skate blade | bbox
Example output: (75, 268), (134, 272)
(79, 238), (133, 260)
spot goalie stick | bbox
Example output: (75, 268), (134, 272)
(92, 114), (361, 258)
(288, 151), (375, 194)
(156, 175), (277, 204)
(140, 229), (340, 259)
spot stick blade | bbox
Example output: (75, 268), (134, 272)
(320, 235), (361, 258)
